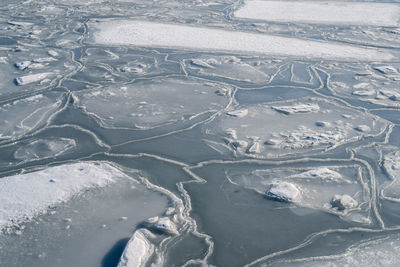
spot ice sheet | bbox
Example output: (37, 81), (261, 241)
(0, 162), (127, 231)
(89, 20), (394, 61)
(235, 1), (400, 26)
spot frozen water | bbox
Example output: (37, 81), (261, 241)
(266, 182), (300, 202)
(14, 138), (76, 161)
(73, 77), (231, 129)
(89, 20), (394, 61)
(118, 229), (154, 267)
(205, 98), (386, 158)
(0, 162), (126, 231)
(235, 1), (400, 26)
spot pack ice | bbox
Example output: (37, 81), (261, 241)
(0, 93), (61, 140)
(118, 229), (154, 267)
(382, 151), (400, 201)
(0, 162), (127, 231)
(205, 98), (386, 158)
(88, 20), (393, 61)
(235, 1), (400, 27)
(227, 166), (369, 222)
(14, 138), (76, 161)
(73, 77), (231, 129)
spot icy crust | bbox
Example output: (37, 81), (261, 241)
(0, 162), (127, 231)
(88, 20), (394, 61)
(205, 98), (386, 158)
(274, 234), (400, 266)
(227, 166), (369, 222)
(118, 229), (155, 267)
(382, 151), (400, 201)
(324, 62), (400, 107)
(14, 138), (76, 161)
(0, 93), (61, 140)
(235, 1), (400, 26)
(73, 77), (231, 129)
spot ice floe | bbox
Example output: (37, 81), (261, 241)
(118, 229), (154, 267)
(89, 20), (393, 61)
(227, 166), (369, 222)
(235, 1), (400, 27)
(382, 151), (400, 201)
(14, 73), (53, 85)
(205, 98), (386, 158)
(14, 138), (76, 161)
(144, 216), (179, 235)
(0, 162), (127, 231)
(73, 77), (231, 129)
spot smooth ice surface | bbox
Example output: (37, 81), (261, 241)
(235, 1), (400, 26)
(118, 229), (154, 267)
(13, 138), (76, 161)
(89, 20), (394, 61)
(73, 77), (231, 129)
(205, 98), (386, 158)
(0, 162), (126, 230)
(382, 151), (400, 201)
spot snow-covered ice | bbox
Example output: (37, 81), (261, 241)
(89, 20), (394, 61)
(118, 229), (154, 267)
(14, 73), (52, 85)
(235, 1), (400, 27)
(73, 77), (231, 129)
(266, 182), (300, 202)
(0, 162), (127, 230)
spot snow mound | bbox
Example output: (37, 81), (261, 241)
(118, 229), (154, 267)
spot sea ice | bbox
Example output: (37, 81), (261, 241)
(118, 229), (154, 267)
(73, 77), (231, 129)
(205, 98), (386, 158)
(0, 162), (127, 230)
(89, 20), (393, 61)
(331, 194), (358, 210)
(234, 1), (400, 27)
(14, 73), (52, 86)
(144, 216), (178, 235)
(266, 182), (300, 202)
(382, 151), (400, 201)
(14, 138), (76, 161)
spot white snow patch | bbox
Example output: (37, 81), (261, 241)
(14, 73), (52, 85)
(272, 103), (319, 115)
(331, 194), (358, 210)
(235, 1), (400, 26)
(226, 109), (248, 118)
(0, 162), (126, 230)
(89, 20), (393, 61)
(266, 182), (301, 202)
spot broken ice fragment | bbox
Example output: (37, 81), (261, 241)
(118, 229), (154, 267)
(247, 142), (260, 154)
(226, 109), (248, 118)
(266, 182), (300, 202)
(15, 61), (31, 70)
(354, 125), (370, 132)
(331, 194), (358, 210)
(272, 103), (319, 115)
(145, 216), (178, 235)
(14, 73), (52, 85)
(315, 121), (330, 127)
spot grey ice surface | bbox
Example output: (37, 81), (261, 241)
(0, 0), (400, 266)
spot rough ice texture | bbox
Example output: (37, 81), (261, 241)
(0, 162), (126, 230)
(331, 194), (358, 210)
(118, 229), (154, 267)
(89, 20), (393, 61)
(383, 151), (400, 200)
(145, 216), (178, 235)
(235, 1), (400, 26)
(266, 182), (300, 202)
(14, 72), (52, 85)
(272, 103), (319, 115)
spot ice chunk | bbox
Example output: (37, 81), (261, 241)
(191, 59), (215, 69)
(382, 151), (400, 201)
(73, 77), (230, 129)
(89, 20), (394, 61)
(15, 61), (31, 70)
(266, 182), (300, 202)
(118, 229), (154, 267)
(226, 109), (248, 118)
(234, 1), (400, 26)
(331, 194), (358, 210)
(354, 125), (370, 132)
(14, 138), (76, 161)
(145, 216), (178, 235)
(272, 103), (319, 115)
(352, 90), (376, 97)
(0, 162), (126, 230)
(315, 121), (330, 127)
(14, 73), (52, 85)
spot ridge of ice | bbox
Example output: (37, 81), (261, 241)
(291, 168), (343, 181)
(272, 103), (319, 115)
(331, 194), (358, 210)
(90, 20), (394, 61)
(266, 182), (301, 202)
(0, 162), (126, 231)
(14, 73), (52, 85)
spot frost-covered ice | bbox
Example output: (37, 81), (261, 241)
(235, 1), (400, 26)
(73, 77), (231, 129)
(227, 166), (368, 221)
(14, 138), (76, 161)
(14, 73), (52, 85)
(274, 233), (400, 266)
(145, 216), (179, 235)
(0, 93), (61, 140)
(0, 162), (127, 230)
(89, 20), (394, 61)
(118, 229), (154, 267)
(205, 98), (386, 158)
